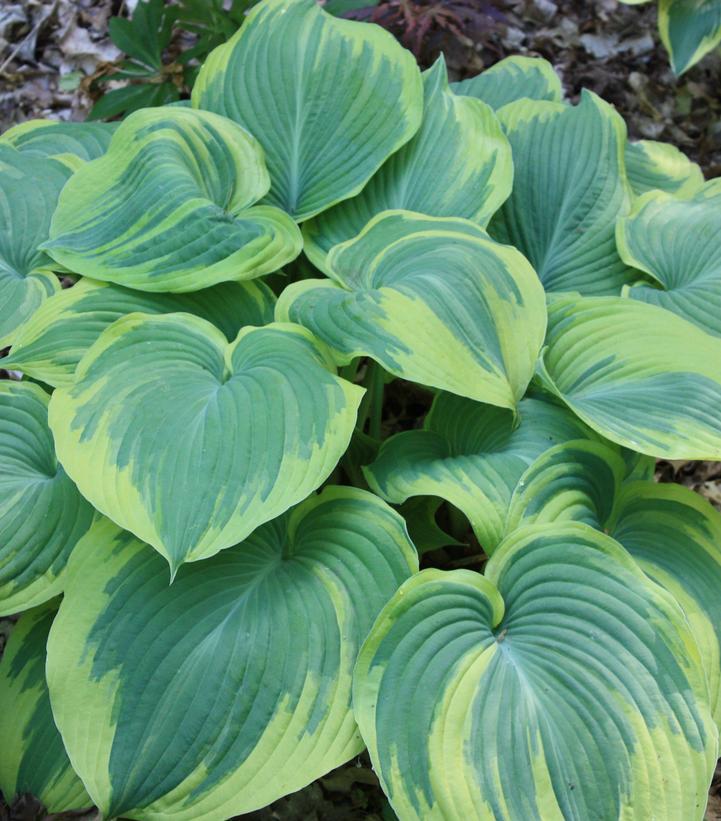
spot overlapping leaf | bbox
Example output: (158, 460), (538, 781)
(0, 146), (70, 346)
(625, 138), (704, 198)
(278, 212), (546, 409)
(46, 490), (418, 819)
(539, 294), (721, 458)
(4, 277), (275, 387)
(0, 381), (95, 616)
(192, 0), (423, 220)
(0, 602), (89, 813)
(0, 119), (117, 168)
(353, 523), (717, 821)
(303, 57), (512, 270)
(364, 392), (596, 551)
(44, 107), (302, 292)
(610, 482), (721, 725)
(489, 91), (634, 295)
(617, 181), (721, 336)
(49, 314), (363, 571)
(451, 55), (562, 109)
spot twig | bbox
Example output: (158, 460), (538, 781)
(0, 0), (59, 74)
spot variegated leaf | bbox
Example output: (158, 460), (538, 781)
(278, 211), (546, 409)
(539, 294), (721, 458)
(46, 491), (418, 819)
(0, 602), (89, 813)
(353, 523), (717, 821)
(49, 314), (363, 571)
(44, 107), (301, 292)
(192, 0), (423, 220)
(489, 91), (635, 295)
(617, 180), (721, 336)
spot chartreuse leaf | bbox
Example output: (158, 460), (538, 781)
(49, 314), (363, 572)
(0, 146), (70, 347)
(4, 277), (275, 387)
(0, 119), (117, 169)
(353, 523), (718, 821)
(302, 57), (512, 271)
(538, 294), (721, 458)
(625, 139), (704, 198)
(278, 212), (546, 409)
(451, 55), (563, 109)
(489, 91), (634, 295)
(364, 392), (595, 552)
(609, 482), (721, 726)
(658, 0), (721, 74)
(44, 107), (301, 292)
(616, 181), (721, 336)
(0, 602), (89, 813)
(0, 381), (95, 616)
(192, 0), (423, 221)
(46, 489), (418, 819)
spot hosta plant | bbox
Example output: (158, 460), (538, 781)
(1, 0), (721, 818)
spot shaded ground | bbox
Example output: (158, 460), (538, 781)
(1, 0), (721, 819)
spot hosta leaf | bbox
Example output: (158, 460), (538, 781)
(505, 439), (626, 534)
(0, 381), (95, 616)
(278, 211), (546, 409)
(364, 391), (595, 552)
(49, 315), (363, 571)
(659, 0), (721, 74)
(625, 139), (704, 198)
(192, 0), (423, 220)
(303, 57), (512, 270)
(489, 91), (634, 295)
(44, 107), (301, 292)
(610, 482), (721, 725)
(539, 294), (721, 458)
(46, 490), (418, 819)
(0, 146), (70, 346)
(451, 55), (563, 109)
(4, 277), (275, 387)
(398, 497), (464, 555)
(616, 181), (721, 336)
(0, 602), (89, 812)
(0, 119), (117, 168)
(353, 523), (717, 821)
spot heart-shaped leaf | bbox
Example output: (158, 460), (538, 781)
(364, 391), (596, 552)
(49, 315), (363, 571)
(539, 294), (721, 458)
(451, 55), (562, 109)
(625, 138), (703, 198)
(617, 181), (721, 336)
(303, 57), (512, 270)
(0, 602), (89, 813)
(353, 523), (717, 821)
(489, 91), (634, 295)
(192, 0), (423, 221)
(0, 146), (70, 346)
(46, 490), (418, 818)
(44, 107), (302, 292)
(0, 381), (95, 615)
(278, 211), (546, 409)
(4, 277), (275, 387)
